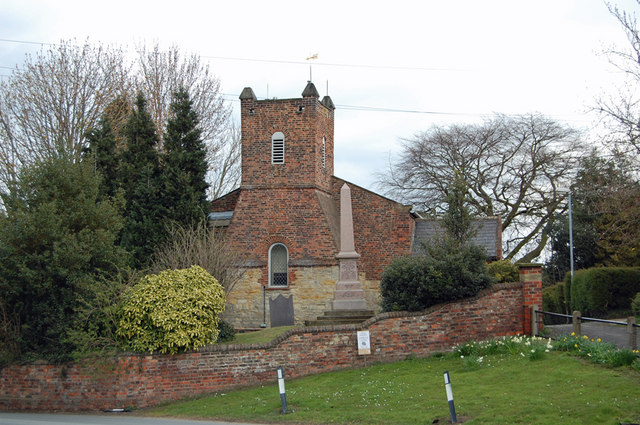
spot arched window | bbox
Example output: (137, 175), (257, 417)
(269, 243), (288, 287)
(272, 132), (285, 164)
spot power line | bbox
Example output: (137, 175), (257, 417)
(0, 37), (466, 73)
(201, 54), (467, 73)
(221, 93), (472, 116)
(0, 38), (55, 47)
(221, 92), (593, 122)
(335, 103), (481, 116)
(0, 37), (596, 123)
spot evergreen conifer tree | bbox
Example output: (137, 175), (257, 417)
(0, 156), (128, 360)
(120, 92), (166, 268)
(84, 116), (121, 199)
(442, 171), (475, 247)
(163, 88), (210, 226)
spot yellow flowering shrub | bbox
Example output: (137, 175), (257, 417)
(117, 265), (225, 354)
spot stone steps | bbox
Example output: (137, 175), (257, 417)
(304, 310), (375, 327)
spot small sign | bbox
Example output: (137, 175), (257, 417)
(357, 330), (371, 355)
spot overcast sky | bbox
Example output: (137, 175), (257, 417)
(1, 0), (637, 192)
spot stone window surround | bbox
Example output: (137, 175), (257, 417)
(268, 242), (289, 288)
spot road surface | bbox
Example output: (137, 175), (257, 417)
(0, 413), (264, 425)
(545, 320), (639, 350)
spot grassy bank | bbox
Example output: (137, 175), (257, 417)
(144, 336), (640, 425)
(229, 326), (298, 345)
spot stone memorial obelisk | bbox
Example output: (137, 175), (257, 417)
(332, 184), (368, 310)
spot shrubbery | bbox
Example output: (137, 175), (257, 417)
(381, 173), (495, 312)
(542, 281), (569, 324)
(216, 319), (236, 343)
(632, 292), (640, 317)
(542, 281), (567, 314)
(380, 242), (494, 312)
(487, 260), (520, 283)
(117, 265), (225, 354)
(568, 267), (640, 317)
(0, 156), (129, 363)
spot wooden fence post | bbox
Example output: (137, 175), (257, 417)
(628, 317), (637, 351)
(572, 311), (581, 336)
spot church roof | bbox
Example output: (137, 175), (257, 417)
(412, 216), (502, 260)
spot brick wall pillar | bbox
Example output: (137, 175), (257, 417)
(518, 263), (543, 335)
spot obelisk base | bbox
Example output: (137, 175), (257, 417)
(332, 258), (367, 310)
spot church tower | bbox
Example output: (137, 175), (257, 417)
(210, 81), (415, 328)
(239, 81), (335, 192)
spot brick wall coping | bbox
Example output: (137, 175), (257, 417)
(516, 263), (544, 268)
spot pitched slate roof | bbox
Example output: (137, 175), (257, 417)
(412, 216), (502, 260)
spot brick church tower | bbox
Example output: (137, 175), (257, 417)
(211, 82), (415, 328)
(239, 82), (336, 192)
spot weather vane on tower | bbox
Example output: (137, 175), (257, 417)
(306, 53), (318, 82)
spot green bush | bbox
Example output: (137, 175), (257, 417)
(569, 267), (640, 317)
(380, 242), (494, 312)
(216, 319), (236, 343)
(562, 270), (571, 313)
(632, 292), (640, 317)
(487, 260), (520, 283)
(0, 156), (129, 362)
(542, 281), (568, 325)
(542, 281), (566, 314)
(117, 265), (225, 354)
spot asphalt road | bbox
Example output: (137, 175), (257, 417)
(545, 320), (639, 350)
(0, 413), (265, 425)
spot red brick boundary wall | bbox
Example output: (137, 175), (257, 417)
(0, 265), (541, 412)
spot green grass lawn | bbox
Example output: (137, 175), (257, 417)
(142, 345), (640, 425)
(228, 326), (298, 345)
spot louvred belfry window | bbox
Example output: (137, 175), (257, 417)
(322, 136), (326, 169)
(272, 132), (285, 164)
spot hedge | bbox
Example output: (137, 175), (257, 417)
(568, 267), (640, 317)
(542, 281), (566, 314)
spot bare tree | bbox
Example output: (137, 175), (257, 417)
(380, 114), (584, 262)
(0, 40), (130, 188)
(134, 43), (239, 199)
(150, 220), (245, 295)
(597, 1), (640, 158)
(134, 46), (231, 141)
(208, 119), (241, 200)
(0, 41), (240, 204)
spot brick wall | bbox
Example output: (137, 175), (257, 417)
(0, 266), (540, 412)
(519, 263), (543, 335)
(240, 91), (334, 192)
(224, 188), (339, 266)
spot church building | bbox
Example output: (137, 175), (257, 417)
(210, 82), (416, 328)
(210, 81), (501, 329)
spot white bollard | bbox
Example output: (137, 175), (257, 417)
(277, 366), (288, 413)
(444, 371), (457, 423)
